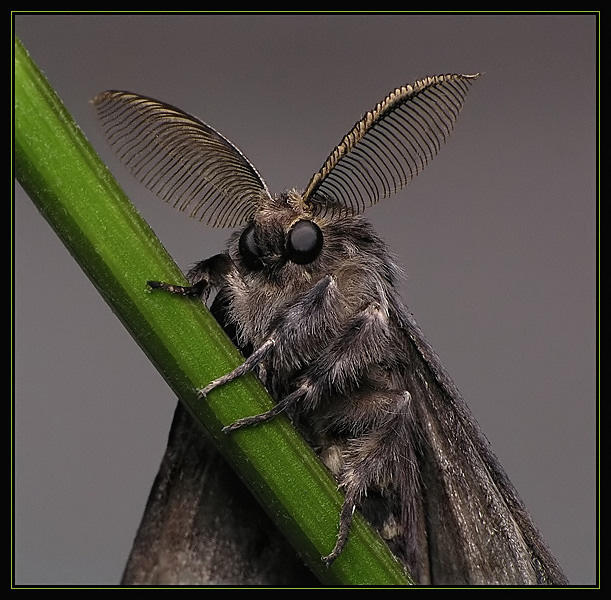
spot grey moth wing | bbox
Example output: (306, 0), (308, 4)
(394, 306), (568, 584)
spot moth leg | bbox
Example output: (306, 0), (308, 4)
(216, 275), (343, 432)
(221, 384), (302, 433)
(322, 488), (359, 567)
(147, 253), (234, 300)
(222, 297), (392, 434)
(147, 279), (206, 298)
(294, 299), (392, 412)
(323, 391), (418, 567)
(198, 337), (275, 398)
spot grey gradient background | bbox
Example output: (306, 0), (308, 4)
(14, 14), (597, 585)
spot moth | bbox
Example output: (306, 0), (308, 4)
(94, 74), (567, 585)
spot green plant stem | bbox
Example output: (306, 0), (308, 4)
(14, 36), (412, 586)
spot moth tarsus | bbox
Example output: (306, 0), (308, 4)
(198, 337), (275, 401)
(147, 280), (200, 297)
(98, 73), (568, 585)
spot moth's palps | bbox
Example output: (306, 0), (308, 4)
(95, 74), (568, 585)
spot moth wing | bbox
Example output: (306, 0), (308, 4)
(121, 402), (318, 585)
(395, 306), (568, 584)
(93, 91), (270, 227)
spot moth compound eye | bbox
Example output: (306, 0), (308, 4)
(239, 223), (264, 270)
(286, 220), (323, 265)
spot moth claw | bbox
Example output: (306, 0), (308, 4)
(197, 385), (211, 398)
(198, 374), (229, 398)
(321, 553), (337, 568)
(221, 422), (239, 434)
(197, 381), (218, 398)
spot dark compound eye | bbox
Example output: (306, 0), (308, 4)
(239, 223), (264, 271)
(286, 220), (323, 265)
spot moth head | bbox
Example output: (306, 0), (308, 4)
(229, 190), (325, 282)
(94, 73), (480, 270)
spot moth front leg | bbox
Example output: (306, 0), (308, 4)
(218, 291), (393, 435)
(276, 297), (393, 415)
(147, 253), (234, 300)
(200, 275), (342, 427)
